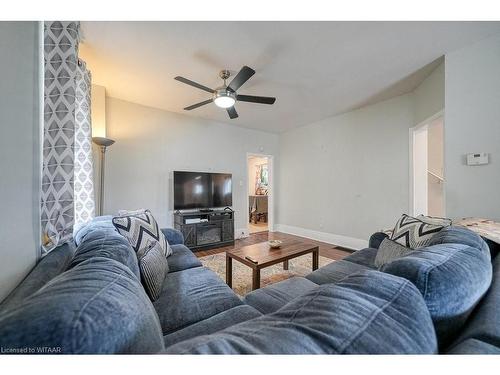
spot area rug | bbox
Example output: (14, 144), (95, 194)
(199, 252), (334, 297)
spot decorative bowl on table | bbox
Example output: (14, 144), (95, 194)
(268, 240), (283, 249)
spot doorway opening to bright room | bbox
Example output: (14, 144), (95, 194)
(247, 154), (273, 234)
(410, 112), (445, 217)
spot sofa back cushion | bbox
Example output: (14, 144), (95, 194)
(73, 215), (116, 246)
(382, 242), (492, 348)
(428, 225), (491, 258)
(0, 257), (164, 354)
(70, 228), (140, 279)
(167, 270), (437, 354)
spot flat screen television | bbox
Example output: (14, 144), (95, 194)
(174, 171), (232, 210)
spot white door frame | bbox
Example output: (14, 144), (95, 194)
(246, 153), (274, 233)
(409, 110), (445, 216)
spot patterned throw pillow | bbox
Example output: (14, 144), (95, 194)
(416, 214), (452, 227)
(112, 210), (172, 301)
(390, 214), (444, 249)
(374, 238), (413, 268)
(112, 209), (172, 257)
(118, 208), (148, 216)
(138, 241), (169, 300)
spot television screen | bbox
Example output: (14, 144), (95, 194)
(174, 171), (232, 210)
(211, 173), (233, 208)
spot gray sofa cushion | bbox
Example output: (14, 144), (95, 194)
(343, 247), (378, 267)
(163, 305), (261, 348)
(446, 255), (500, 354)
(0, 258), (164, 354)
(168, 244), (202, 273)
(306, 259), (371, 284)
(153, 266), (242, 334)
(166, 270), (437, 354)
(73, 215), (116, 246)
(429, 226), (491, 258)
(70, 228), (140, 279)
(382, 242), (492, 349)
(243, 277), (318, 314)
(0, 243), (75, 311)
(161, 228), (184, 246)
(368, 232), (389, 250)
(447, 339), (500, 354)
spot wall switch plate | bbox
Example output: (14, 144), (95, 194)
(466, 153), (489, 166)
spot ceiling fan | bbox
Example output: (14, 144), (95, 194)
(174, 66), (276, 119)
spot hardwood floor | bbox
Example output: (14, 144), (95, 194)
(248, 222), (268, 234)
(194, 231), (353, 260)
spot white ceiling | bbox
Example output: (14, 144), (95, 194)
(80, 21), (500, 133)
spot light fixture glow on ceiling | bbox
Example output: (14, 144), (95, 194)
(214, 95), (236, 108)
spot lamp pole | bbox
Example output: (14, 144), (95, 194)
(92, 137), (115, 216)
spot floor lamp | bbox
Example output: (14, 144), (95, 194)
(92, 137), (115, 216)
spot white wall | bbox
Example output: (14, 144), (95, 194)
(413, 61), (445, 125)
(410, 61), (445, 218)
(104, 98), (280, 237)
(445, 34), (500, 220)
(413, 126), (428, 216)
(0, 22), (40, 302)
(91, 84), (107, 138)
(277, 94), (414, 247)
(90, 84), (107, 214)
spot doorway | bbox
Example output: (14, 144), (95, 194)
(247, 154), (273, 234)
(410, 112), (445, 217)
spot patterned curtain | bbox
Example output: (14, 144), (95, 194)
(41, 21), (80, 254)
(74, 60), (95, 229)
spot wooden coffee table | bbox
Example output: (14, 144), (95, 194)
(225, 241), (319, 290)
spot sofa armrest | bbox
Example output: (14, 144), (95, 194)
(369, 232), (389, 249)
(161, 228), (184, 245)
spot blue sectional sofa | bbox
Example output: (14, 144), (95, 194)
(0, 217), (498, 354)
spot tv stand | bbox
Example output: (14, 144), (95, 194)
(173, 210), (235, 251)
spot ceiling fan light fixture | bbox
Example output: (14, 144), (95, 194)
(213, 88), (236, 108)
(175, 66), (276, 119)
(214, 95), (235, 108)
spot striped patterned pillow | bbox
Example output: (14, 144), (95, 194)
(374, 238), (413, 268)
(138, 241), (169, 300)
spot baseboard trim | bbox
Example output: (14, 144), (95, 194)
(274, 224), (368, 251)
(235, 228), (250, 239)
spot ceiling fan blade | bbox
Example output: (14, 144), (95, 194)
(175, 76), (215, 93)
(236, 94), (276, 105)
(227, 106), (238, 119)
(184, 99), (213, 110)
(227, 66), (255, 92)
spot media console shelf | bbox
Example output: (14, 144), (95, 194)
(173, 210), (235, 251)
